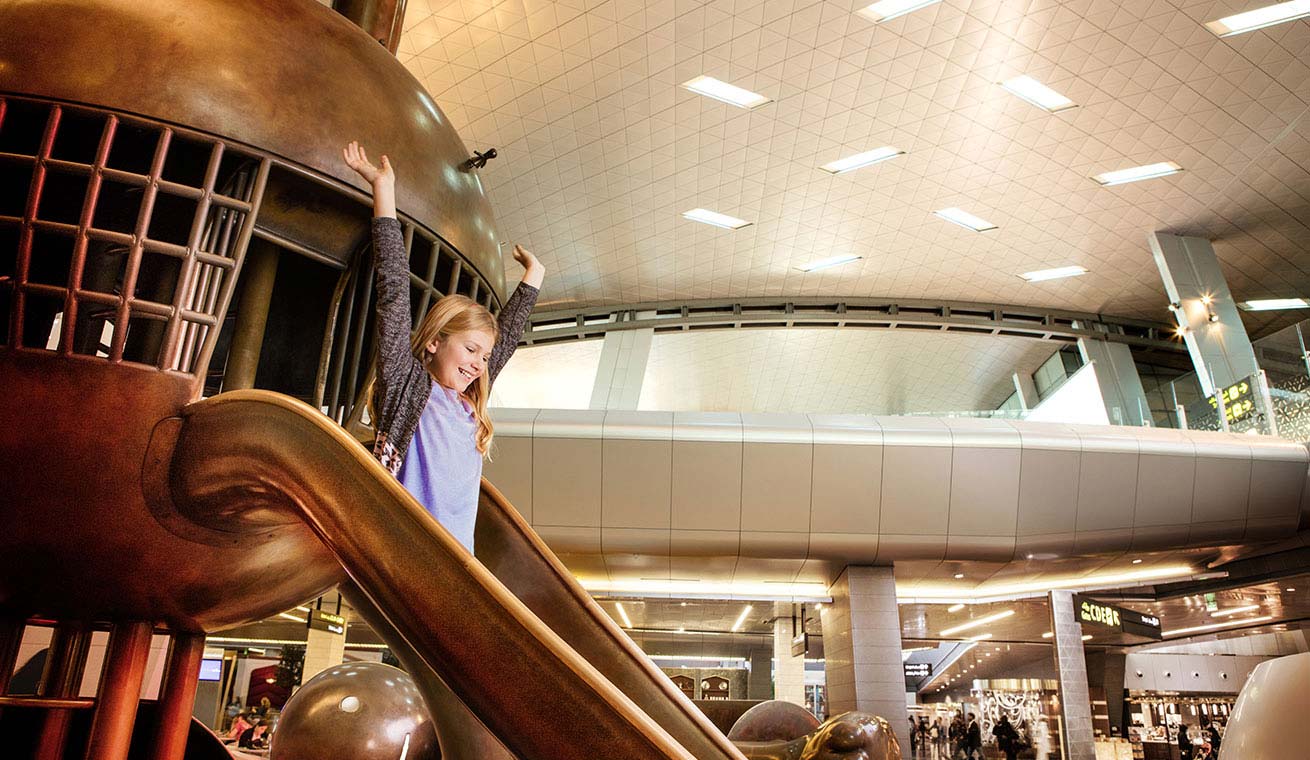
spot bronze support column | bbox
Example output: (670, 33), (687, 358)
(0, 618), (23, 695)
(84, 621), (152, 760)
(35, 622), (93, 760)
(147, 632), (206, 760)
(223, 239), (279, 391)
(332, 0), (408, 53)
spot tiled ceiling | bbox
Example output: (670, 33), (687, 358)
(395, 0), (1310, 341)
(491, 327), (1055, 413)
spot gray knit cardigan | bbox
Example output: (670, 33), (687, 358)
(369, 217), (538, 475)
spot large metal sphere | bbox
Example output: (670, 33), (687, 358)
(0, 0), (504, 293)
(1218, 652), (1310, 760)
(728, 700), (821, 743)
(271, 662), (439, 760)
(800, 712), (901, 760)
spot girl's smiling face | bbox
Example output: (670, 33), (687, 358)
(427, 329), (495, 392)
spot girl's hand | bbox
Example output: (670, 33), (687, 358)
(343, 141), (394, 188)
(511, 244), (545, 288)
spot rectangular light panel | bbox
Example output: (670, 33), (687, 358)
(1239, 298), (1309, 311)
(934, 207), (998, 232)
(1092, 161), (1183, 186)
(683, 208), (752, 230)
(820, 146), (904, 174)
(681, 76), (772, 109)
(1000, 75), (1077, 112)
(796, 254), (861, 272)
(857, 0), (944, 23)
(1205, 1), (1310, 37)
(1020, 265), (1088, 282)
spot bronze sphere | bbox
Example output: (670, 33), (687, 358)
(270, 662), (439, 760)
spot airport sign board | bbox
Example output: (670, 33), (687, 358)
(308, 609), (346, 635)
(1074, 595), (1161, 640)
(904, 662), (932, 678)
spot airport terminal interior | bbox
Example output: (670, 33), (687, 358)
(2, 0), (1310, 759)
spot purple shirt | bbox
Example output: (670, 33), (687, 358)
(397, 381), (483, 552)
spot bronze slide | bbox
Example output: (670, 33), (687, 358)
(168, 390), (746, 760)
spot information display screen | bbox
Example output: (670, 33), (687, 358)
(198, 658), (223, 682)
(308, 609), (346, 635)
(904, 662), (932, 678)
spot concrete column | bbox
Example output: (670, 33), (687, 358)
(773, 610), (805, 705)
(301, 625), (346, 684)
(589, 327), (653, 410)
(1012, 371), (1039, 411)
(1077, 338), (1151, 426)
(1149, 233), (1260, 396)
(1048, 590), (1096, 760)
(747, 648), (772, 700)
(821, 566), (909, 751)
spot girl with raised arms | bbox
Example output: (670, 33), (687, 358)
(343, 141), (543, 552)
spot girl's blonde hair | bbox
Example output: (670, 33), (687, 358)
(376, 294), (499, 455)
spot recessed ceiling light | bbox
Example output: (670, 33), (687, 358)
(953, 573), (965, 579)
(856, 0), (944, 23)
(681, 76), (772, 109)
(1081, 634), (1093, 641)
(935, 207), (997, 232)
(1000, 75), (1077, 112)
(796, 254), (862, 272)
(730, 604), (754, 632)
(1286, 587), (1297, 592)
(1239, 298), (1310, 311)
(1163, 616), (1274, 637)
(1132, 558), (1143, 564)
(1019, 266), (1088, 283)
(947, 603), (965, 613)
(1210, 604), (1261, 618)
(820, 146), (904, 174)
(1041, 631), (1053, 639)
(940, 610), (1015, 637)
(1205, 1), (1310, 37)
(682, 208), (751, 230)
(1092, 161), (1183, 186)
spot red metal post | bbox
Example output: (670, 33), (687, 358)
(84, 621), (152, 760)
(146, 632), (205, 760)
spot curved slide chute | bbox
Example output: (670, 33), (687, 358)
(167, 390), (745, 760)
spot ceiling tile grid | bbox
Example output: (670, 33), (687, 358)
(394, 0), (1310, 338)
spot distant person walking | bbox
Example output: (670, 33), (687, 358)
(992, 714), (1020, 760)
(965, 713), (983, 760)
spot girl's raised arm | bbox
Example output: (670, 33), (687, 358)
(487, 245), (543, 385)
(342, 142), (416, 391)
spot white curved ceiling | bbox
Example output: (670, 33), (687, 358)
(397, 0), (1310, 339)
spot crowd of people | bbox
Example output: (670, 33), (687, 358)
(906, 712), (1052, 759)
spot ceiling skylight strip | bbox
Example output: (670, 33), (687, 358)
(1205, 1), (1310, 37)
(1000, 75), (1077, 112)
(681, 76), (772, 109)
(1092, 162), (1183, 186)
(934, 207), (997, 232)
(857, 0), (944, 23)
(820, 146), (904, 174)
(683, 208), (752, 230)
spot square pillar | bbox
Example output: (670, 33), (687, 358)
(821, 566), (908, 751)
(1048, 590), (1096, 760)
(747, 648), (772, 700)
(589, 328), (653, 409)
(773, 611), (805, 705)
(301, 625), (345, 684)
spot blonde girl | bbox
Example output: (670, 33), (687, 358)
(343, 141), (543, 551)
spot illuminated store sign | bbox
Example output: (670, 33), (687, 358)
(904, 662), (932, 678)
(308, 609), (346, 635)
(1074, 595), (1161, 640)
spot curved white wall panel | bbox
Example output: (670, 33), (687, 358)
(485, 409), (1309, 567)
